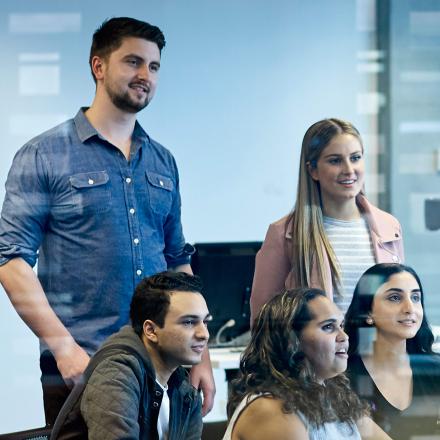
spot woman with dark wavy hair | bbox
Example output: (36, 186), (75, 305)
(345, 263), (440, 440)
(223, 288), (388, 440)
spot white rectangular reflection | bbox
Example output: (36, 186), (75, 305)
(362, 133), (382, 156)
(364, 173), (384, 195)
(19, 53), (60, 63)
(399, 153), (436, 175)
(9, 114), (68, 138)
(400, 71), (440, 83)
(357, 92), (386, 115)
(400, 121), (440, 134)
(9, 13), (81, 34)
(19, 65), (60, 96)
(357, 62), (384, 73)
(357, 50), (385, 61)
(356, 0), (376, 32)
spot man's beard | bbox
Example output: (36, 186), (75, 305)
(105, 82), (150, 113)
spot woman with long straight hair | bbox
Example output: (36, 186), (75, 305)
(250, 119), (404, 322)
(224, 288), (389, 440)
(345, 263), (440, 440)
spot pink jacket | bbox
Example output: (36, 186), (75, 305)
(250, 195), (404, 323)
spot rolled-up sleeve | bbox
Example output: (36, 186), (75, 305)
(0, 144), (50, 267)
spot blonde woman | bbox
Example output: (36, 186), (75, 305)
(250, 119), (404, 322)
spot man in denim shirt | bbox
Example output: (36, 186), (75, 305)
(0, 17), (214, 426)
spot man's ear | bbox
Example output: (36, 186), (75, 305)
(307, 161), (319, 182)
(143, 320), (159, 343)
(90, 55), (106, 81)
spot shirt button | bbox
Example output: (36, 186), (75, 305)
(129, 208), (135, 214)
(136, 269), (142, 276)
(125, 177), (132, 184)
(88, 179), (94, 185)
(133, 238), (139, 245)
(159, 180), (164, 186)
(392, 255), (398, 262)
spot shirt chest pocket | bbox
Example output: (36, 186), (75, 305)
(69, 171), (111, 214)
(146, 171), (173, 217)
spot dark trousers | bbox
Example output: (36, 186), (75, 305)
(40, 350), (71, 427)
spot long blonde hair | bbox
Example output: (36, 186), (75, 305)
(287, 118), (364, 296)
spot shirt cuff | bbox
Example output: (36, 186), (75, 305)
(165, 243), (195, 267)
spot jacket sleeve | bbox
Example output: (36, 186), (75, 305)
(185, 391), (203, 440)
(250, 221), (292, 325)
(80, 353), (143, 440)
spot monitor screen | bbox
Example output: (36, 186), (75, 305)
(191, 241), (262, 345)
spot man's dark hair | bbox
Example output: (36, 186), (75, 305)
(130, 271), (203, 336)
(89, 17), (166, 82)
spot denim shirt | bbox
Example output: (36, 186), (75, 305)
(0, 109), (192, 353)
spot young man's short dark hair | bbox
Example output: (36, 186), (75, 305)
(130, 271), (203, 335)
(89, 16), (166, 81)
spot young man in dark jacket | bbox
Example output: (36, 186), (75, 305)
(51, 271), (210, 440)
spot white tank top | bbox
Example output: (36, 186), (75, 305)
(222, 394), (361, 440)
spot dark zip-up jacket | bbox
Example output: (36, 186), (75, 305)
(51, 325), (202, 440)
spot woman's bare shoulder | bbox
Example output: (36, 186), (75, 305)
(232, 396), (308, 440)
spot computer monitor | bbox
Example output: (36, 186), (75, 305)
(191, 241), (262, 345)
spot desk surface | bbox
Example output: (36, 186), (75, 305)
(209, 346), (243, 370)
(204, 347), (244, 423)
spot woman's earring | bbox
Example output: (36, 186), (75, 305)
(366, 316), (374, 325)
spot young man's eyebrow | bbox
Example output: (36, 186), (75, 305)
(122, 54), (160, 64)
(179, 313), (212, 320)
(123, 53), (144, 60)
(317, 318), (337, 325)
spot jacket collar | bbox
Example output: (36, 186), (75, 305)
(356, 194), (400, 243)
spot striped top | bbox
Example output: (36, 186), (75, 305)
(323, 216), (375, 314)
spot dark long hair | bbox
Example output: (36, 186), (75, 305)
(228, 288), (366, 427)
(345, 263), (435, 356)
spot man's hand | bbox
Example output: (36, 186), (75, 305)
(190, 348), (216, 416)
(0, 258), (91, 388)
(53, 339), (90, 387)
